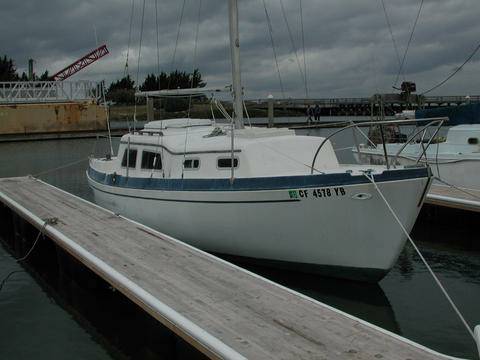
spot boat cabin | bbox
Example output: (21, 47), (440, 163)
(91, 119), (340, 180)
(445, 125), (480, 147)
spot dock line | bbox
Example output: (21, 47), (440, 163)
(364, 172), (480, 357)
(0, 217), (57, 293)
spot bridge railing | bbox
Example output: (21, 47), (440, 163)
(250, 95), (480, 106)
(423, 95), (480, 103)
(0, 80), (103, 104)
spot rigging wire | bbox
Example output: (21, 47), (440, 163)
(394, 0), (424, 86)
(188, 0), (203, 118)
(260, 142), (320, 172)
(133, 0), (147, 131)
(421, 41), (480, 95)
(101, 81), (114, 156)
(299, 0), (308, 98)
(182, 0), (203, 179)
(168, 0), (187, 90)
(210, 98), (216, 125)
(151, 0), (166, 178)
(262, 0), (286, 99)
(151, 0), (163, 179)
(124, 0), (136, 77)
(279, 0), (307, 93)
(243, 100), (252, 127)
(135, 0), (146, 87)
(155, 0), (161, 90)
(379, 0), (405, 83)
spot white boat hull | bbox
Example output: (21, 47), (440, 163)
(87, 169), (430, 281)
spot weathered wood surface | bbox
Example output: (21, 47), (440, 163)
(0, 177), (458, 360)
(427, 184), (480, 212)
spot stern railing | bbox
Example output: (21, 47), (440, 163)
(310, 117), (447, 174)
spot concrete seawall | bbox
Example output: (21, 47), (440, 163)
(0, 101), (107, 135)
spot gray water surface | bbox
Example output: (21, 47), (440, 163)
(0, 131), (478, 359)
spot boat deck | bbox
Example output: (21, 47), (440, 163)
(426, 184), (480, 212)
(0, 176), (460, 359)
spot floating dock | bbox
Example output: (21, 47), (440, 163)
(426, 184), (480, 213)
(0, 177), (462, 359)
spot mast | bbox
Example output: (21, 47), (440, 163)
(228, 0), (244, 129)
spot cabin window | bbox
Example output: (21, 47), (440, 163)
(121, 149), (137, 168)
(468, 137), (478, 145)
(141, 151), (162, 170)
(183, 159), (200, 169)
(217, 157), (239, 169)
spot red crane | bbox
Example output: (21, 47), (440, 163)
(50, 44), (109, 81)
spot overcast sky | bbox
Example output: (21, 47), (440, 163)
(1, 0), (479, 98)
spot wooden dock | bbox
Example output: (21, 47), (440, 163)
(0, 177), (463, 360)
(426, 184), (480, 213)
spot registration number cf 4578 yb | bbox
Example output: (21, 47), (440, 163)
(288, 187), (346, 199)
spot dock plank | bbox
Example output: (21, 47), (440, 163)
(427, 184), (480, 212)
(0, 176), (459, 359)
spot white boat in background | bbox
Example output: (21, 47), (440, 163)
(88, 0), (434, 282)
(395, 110), (416, 120)
(353, 125), (480, 190)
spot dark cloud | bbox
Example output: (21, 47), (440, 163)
(1, 0), (479, 98)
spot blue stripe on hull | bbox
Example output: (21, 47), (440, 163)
(87, 166), (430, 192)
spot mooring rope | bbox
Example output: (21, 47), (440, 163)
(0, 271), (25, 293)
(0, 218), (57, 293)
(15, 226), (45, 263)
(363, 172), (477, 345)
(32, 157), (90, 178)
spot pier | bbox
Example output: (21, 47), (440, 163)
(0, 176), (462, 359)
(247, 95), (480, 117)
(0, 81), (107, 140)
(426, 184), (480, 213)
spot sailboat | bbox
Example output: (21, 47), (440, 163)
(87, 0), (434, 282)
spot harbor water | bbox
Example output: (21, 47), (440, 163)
(0, 121), (479, 359)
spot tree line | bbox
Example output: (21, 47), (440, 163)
(106, 69), (206, 105)
(0, 55), (49, 81)
(0, 55), (206, 107)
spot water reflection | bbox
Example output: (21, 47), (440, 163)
(395, 248), (414, 280)
(382, 244), (480, 359)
